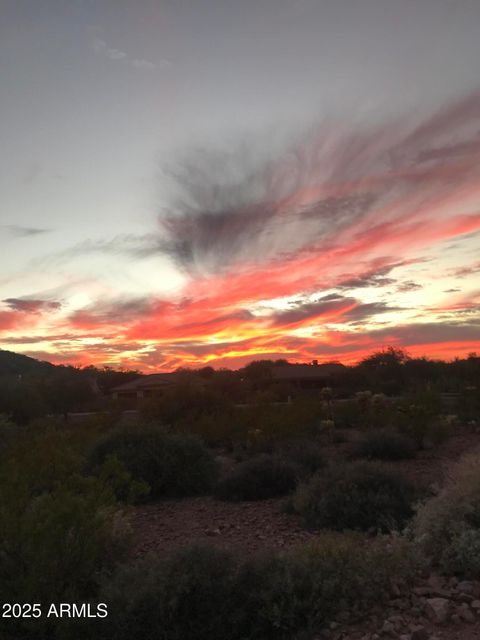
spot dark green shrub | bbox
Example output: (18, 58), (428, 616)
(333, 399), (361, 428)
(293, 461), (415, 532)
(98, 545), (236, 640)
(232, 534), (418, 639)
(439, 529), (480, 578)
(87, 426), (219, 500)
(215, 455), (297, 501)
(276, 438), (324, 478)
(0, 474), (128, 639)
(97, 536), (419, 640)
(354, 428), (416, 460)
(393, 391), (443, 448)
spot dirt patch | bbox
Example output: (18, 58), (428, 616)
(129, 496), (316, 557)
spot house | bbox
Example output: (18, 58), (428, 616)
(110, 372), (197, 400)
(270, 362), (346, 390)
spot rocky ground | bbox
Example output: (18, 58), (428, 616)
(128, 426), (480, 640)
(318, 575), (480, 640)
(130, 495), (314, 556)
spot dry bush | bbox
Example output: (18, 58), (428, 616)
(413, 448), (480, 576)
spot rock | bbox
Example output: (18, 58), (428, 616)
(427, 576), (445, 590)
(412, 586), (451, 599)
(424, 598), (450, 624)
(457, 580), (474, 594)
(455, 592), (474, 603)
(471, 599), (480, 610)
(381, 620), (396, 636)
(413, 587), (432, 597)
(410, 626), (429, 640)
(458, 604), (475, 623)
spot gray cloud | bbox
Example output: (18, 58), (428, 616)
(155, 92), (480, 276)
(69, 296), (156, 326)
(396, 281), (423, 292)
(1, 225), (50, 237)
(451, 261), (480, 277)
(3, 298), (61, 313)
(270, 294), (403, 326)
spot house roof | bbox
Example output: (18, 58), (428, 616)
(271, 363), (345, 381)
(110, 373), (179, 392)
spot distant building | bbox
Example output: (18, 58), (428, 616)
(270, 362), (346, 389)
(110, 372), (204, 400)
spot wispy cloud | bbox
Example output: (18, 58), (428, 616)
(92, 37), (169, 71)
(156, 92), (480, 277)
(3, 298), (61, 313)
(1, 225), (51, 238)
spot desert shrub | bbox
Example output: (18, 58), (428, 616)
(98, 545), (236, 640)
(333, 399), (361, 428)
(87, 426), (219, 500)
(393, 391), (443, 448)
(215, 454), (297, 501)
(354, 428), (416, 460)
(0, 424), (85, 496)
(439, 529), (480, 577)
(0, 473), (128, 640)
(413, 450), (480, 576)
(233, 534), (419, 639)
(97, 535), (419, 640)
(95, 455), (150, 503)
(292, 461), (415, 532)
(176, 410), (237, 446)
(276, 438), (324, 478)
(0, 414), (19, 451)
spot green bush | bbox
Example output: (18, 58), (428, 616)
(215, 455), (297, 501)
(333, 399), (361, 428)
(292, 461), (416, 532)
(0, 474), (128, 639)
(354, 428), (416, 460)
(276, 438), (325, 478)
(413, 450), (480, 577)
(393, 391), (443, 448)
(87, 426), (219, 500)
(0, 424), (85, 496)
(99, 545), (235, 640)
(97, 536), (419, 640)
(439, 529), (480, 577)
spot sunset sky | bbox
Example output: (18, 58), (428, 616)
(1, 0), (480, 371)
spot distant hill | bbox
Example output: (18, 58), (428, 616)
(0, 349), (55, 376)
